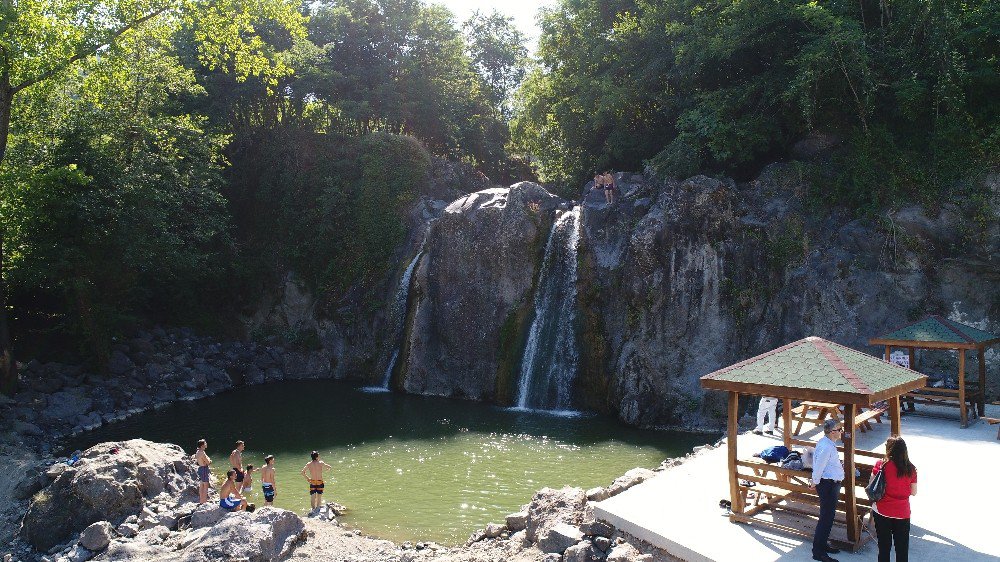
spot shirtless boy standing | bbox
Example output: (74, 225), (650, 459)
(230, 440), (246, 492)
(195, 439), (211, 504)
(300, 450), (333, 512)
(261, 455), (276, 506)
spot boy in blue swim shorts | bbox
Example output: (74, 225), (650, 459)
(195, 439), (212, 504)
(219, 469), (249, 512)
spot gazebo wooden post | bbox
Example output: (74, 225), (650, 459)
(907, 347), (915, 369)
(782, 398), (792, 449)
(728, 391), (742, 514)
(978, 348), (987, 417)
(888, 396), (901, 437)
(958, 350), (967, 427)
(842, 403), (859, 545)
(884, 345), (891, 361)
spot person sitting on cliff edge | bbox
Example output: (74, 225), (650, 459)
(219, 469), (251, 512)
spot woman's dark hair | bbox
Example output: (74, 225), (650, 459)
(885, 436), (916, 478)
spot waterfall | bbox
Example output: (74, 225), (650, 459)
(515, 206), (582, 412)
(364, 221), (434, 392)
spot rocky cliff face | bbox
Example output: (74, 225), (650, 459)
(581, 166), (999, 426)
(401, 183), (566, 401)
(238, 162), (999, 429)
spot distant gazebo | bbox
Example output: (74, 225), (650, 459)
(700, 336), (926, 550)
(869, 315), (999, 427)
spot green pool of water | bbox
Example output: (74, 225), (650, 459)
(73, 380), (708, 544)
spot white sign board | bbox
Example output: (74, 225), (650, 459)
(887, 350), (910, 369)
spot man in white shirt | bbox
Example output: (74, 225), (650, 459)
(754, 396), (779, 435)
(808, 418), (845, 562)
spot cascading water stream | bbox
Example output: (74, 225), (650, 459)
(515, 206), (582, 412)
(364, 220), (435, 392)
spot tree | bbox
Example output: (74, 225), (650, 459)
(462, 10), (528, 119)
(0, 0), (305, 394)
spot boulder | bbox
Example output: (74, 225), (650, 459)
(581, 520), (614, 538)
(505, 511), (528, 532)
(525, 486), (587, 543)
(179, 507), (306, 562)
(586, 486), (609, 502)
(483, 523), (505, 539)
(42, 389), (93, 423)
(22, 440), (196, 551)
(190, 503), (230, 529)
(563, 541), (597, 562)
(115, 523), (139, 538)
(606, 468), (655, 497)
(78, 521), (115, 552)
(537, 522), (583, 554)
(594, 536), (612, 552)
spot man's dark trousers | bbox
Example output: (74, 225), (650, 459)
(813, 478), (842, 556)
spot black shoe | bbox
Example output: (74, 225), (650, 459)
(752, 429), (763, 435)
(812, 554), (838, 562)
(765, 430), (774, 435)
(826, 545), (840, 554)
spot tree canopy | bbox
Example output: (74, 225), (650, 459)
(0, 0), (530, 380)
(511, 0), (1000, 205)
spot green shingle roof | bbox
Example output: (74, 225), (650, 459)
(700, 337), (926, 404)
(871, 315), (999, 346)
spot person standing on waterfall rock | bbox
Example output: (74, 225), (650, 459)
(262, 455), (277, 506)
(230, 440), (246, 492)
(588, 171), (605, 203)
(195, 439), (211, 504)
(301, 450), (333, 512)
(602, 171), (616, 204)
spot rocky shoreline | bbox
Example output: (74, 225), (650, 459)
(0, 327), (336, 457)
(0, 431), (723, 562)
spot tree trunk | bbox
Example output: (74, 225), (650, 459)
(0, 82), (17, 396)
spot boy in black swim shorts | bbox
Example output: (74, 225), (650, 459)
(261, 455), (276, 506)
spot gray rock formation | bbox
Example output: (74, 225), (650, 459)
(524, 486), (587, 544)
(21, 440), (196, 551)
(583, 168), (999, 426)
(537, 522), (583, 554)
(79, 521), (115, 552)
(178, 508), (305, 562)
(401, 182), (564, 401)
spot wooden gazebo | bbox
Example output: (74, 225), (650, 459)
(869, 315), (999, 427)
(700, 336), (926, 550)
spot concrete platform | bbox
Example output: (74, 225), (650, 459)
(594, 405), (1000, 561)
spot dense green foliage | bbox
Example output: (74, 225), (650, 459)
(512, 0), (999, 207)
(0, 0), (527, 366)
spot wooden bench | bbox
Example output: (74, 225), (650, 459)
(903, 383), (981, 420)
(986, 418), (1000, 440)
(853, 408), (885, 433)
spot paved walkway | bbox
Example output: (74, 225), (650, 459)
(594, 405), (1000, 561)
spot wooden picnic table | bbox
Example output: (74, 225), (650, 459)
(792, 401), (886, 435)
(732, 456), (875, 550)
